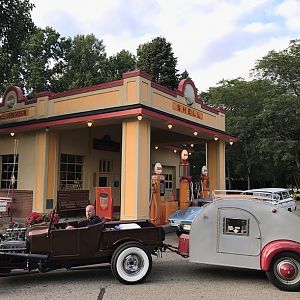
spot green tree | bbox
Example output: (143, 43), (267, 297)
(18, 27), (70, 95)
(255, 40), (300, 187)
(62, 34), (107, 90)
(202, 79), (275, 189)
(136, 37), (179, 89)
(106, 50), (136, 81)
(255, 39), (300, 96)
(0, 0), (35, 94)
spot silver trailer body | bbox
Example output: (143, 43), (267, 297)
(189, 196), (300, 270)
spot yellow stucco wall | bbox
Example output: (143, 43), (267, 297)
(35, 131), (47, 211)
(46, 132), (58, 204)
(52, 90), (121, 115)
(121, 119), (150, 220)
(0, 133), (37, 191)
(207, 141), (226, 192)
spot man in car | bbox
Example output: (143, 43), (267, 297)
(66, 205), (103, 229)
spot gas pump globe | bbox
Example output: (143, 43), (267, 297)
(149, 163), (165, 225)
(179, 150), (191, 209)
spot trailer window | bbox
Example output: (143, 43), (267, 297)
(223, 218), (249, 236)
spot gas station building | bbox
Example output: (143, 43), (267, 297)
(0, 70), (237, 219)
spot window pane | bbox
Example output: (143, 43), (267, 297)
(68, 155), (75, 163)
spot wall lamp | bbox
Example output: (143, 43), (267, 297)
(10, 132), (15, 137)
(167, 123), (173, 130)
(173, 149), (177, 153)
(229, 140), (234, 145)
(214, 136), (219, 141)
(87, 120), (93, 127)
(190, 143), (194, 148)
(193, 131), (198, 136)
(137, 115), (143, 121)
(155, 146), (159, 150)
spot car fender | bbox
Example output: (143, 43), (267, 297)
(260, 240), (300, 271)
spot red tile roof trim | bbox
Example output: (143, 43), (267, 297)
(122, 70), (153, 80)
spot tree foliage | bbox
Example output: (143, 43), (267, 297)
(255, 39), (300, 96)
(18, 27), (70, 95)
(202, 79), (279, 189)
(137, 37), (179, 89)
(0, 0), (35, 94)
(254, 40), (300, 187)
(106, 50), (136, 81)
(62, 34), (107, 90)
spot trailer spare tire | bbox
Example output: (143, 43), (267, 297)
(266, 251), (300, 291)
(111, 241), (152, 284)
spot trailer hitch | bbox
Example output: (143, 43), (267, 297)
(161, 243), (189, 258)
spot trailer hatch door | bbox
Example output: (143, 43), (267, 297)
(217, 208), (261, 256)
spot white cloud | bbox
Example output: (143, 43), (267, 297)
(275, 0), (300, 31)
(29, 0), (300, 91)
(244, 22), (277, 33)
(193, 36), (292, 91)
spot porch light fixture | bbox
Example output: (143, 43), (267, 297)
(190, 143), (194, 148)
(193, 131), (198, 136)
(189, 152), (192, 155)
(155, 146), (159, 150)
(229, 140), (234, 146)
(167, 123), (173, 130)
(137, 115), (143, 121)
(173, 149), (177, 153)
(10, 132), (15, 137)
(45, 127), (50, 132)
(87, 120), (93, 127)
(214, 136), (219, 141)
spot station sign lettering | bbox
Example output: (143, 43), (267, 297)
(172, 102), (203, 120)
(0, 109), (29, 121)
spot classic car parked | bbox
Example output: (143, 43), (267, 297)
(244, 188), (296, 211)
(0, 215), (165, 285)
(168, 198), (212, 236)
(178, 191), (300, 291)
(168, 206), (204, 236)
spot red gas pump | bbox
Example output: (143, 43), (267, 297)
(179, 150), (191, 209)
(149, 163), (165, 225)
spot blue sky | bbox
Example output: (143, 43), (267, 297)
(30, 0), (300, 92)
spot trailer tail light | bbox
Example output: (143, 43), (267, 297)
(178, 234), (189, 256)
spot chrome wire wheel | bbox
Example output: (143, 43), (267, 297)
(111, 242), (152, 284)
(122, 253), (144, 276)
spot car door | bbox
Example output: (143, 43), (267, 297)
(217, 208), (261, 256)
(51, 229), (79, 258)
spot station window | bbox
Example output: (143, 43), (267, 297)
(1, 154), (18, 189)
(164, 173), (173, 189)
(99, 160), (112, 173)
(223, 218), (249, 236)
(59, 154), (83, 190)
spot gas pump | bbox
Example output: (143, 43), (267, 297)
(149, 163), (165, 225)
(179, 150), (191, 209)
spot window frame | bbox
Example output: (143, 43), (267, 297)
(223, 217), (249, 236)
(59, 154), (84, 190)
(1, 154), (18, 189)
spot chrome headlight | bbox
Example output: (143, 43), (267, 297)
(182, 224), (191, 231)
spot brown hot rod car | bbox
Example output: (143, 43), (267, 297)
(0, 214), (165, 284)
